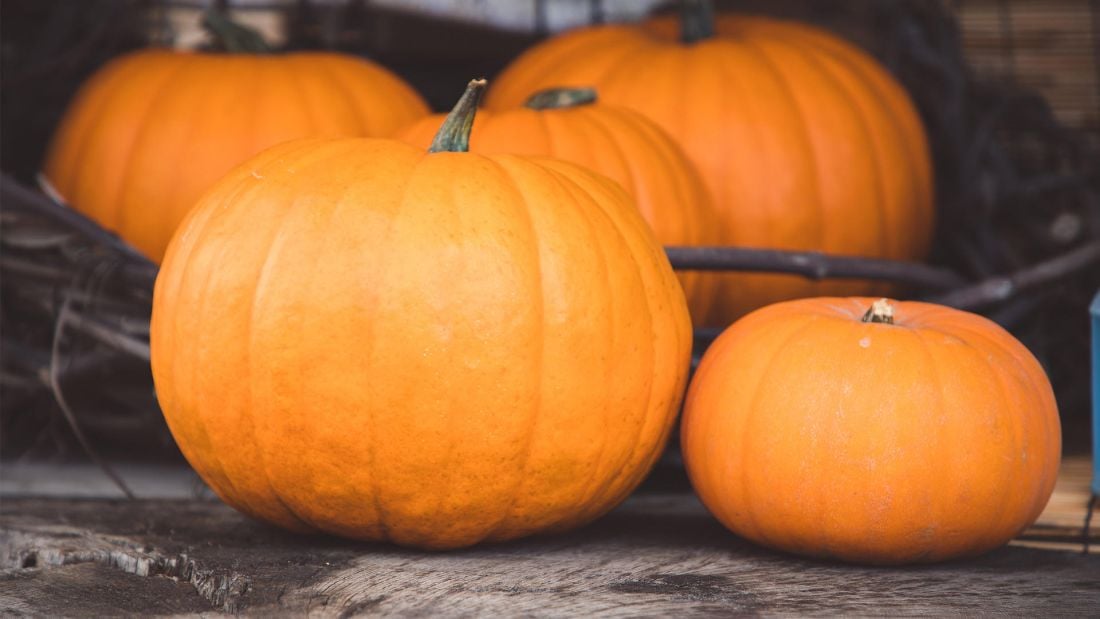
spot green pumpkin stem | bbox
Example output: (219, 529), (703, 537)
(680, 0), (716, 44)
(201, 9), (273, 53)
(861, 298), (896, 325)
(524, 87), (598, 110)
(429, 79), (488, 154)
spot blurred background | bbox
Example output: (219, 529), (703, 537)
(2, 0), (1099, 496)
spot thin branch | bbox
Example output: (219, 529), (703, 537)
(64, 309), (151, 361)
(8, 174), (135, 258)
(48, 296), (136, 500)
(927, 241), (1100, 310)
(0, 255), (71, 280)
(1, 174), (157, 283)
(0, 370), (37, 388)
(664, 246), (966, 290)
(0, 225), (74, 250)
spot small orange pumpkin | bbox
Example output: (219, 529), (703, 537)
(396, 87), (719, 321)
(150, 80), (692, 549)
(43, 15), (428, 262)
(488, 3), (935, 325)
(681, 297), (1061, 565)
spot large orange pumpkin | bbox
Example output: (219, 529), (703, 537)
(488, 3), (935, 325)
(681, 297), (1061, 565)
(396, 87), (719, 321)
(150, 80), (692, 549)
(44, 17), (428, 263)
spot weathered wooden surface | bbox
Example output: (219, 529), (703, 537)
(2, 491), (1098, 617)
(1013, 457), (1098, 553)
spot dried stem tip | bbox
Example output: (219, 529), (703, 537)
(429, 79), (488, 154)
(524, 87), (598, 110)
(861, 298), (896, 324)
(201, 9), (272, 53)
(680, 0), (716, 44)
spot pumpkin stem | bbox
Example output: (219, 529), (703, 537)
(524, 87), (598, 110)
(429, 79), (488, 154)
(680, 0), (716, 44)
(861, 298), (896, 325)
(201, 8), (273, 53)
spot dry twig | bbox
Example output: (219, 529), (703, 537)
(48, 296), (136, 499)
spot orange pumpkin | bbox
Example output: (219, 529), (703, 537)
(43, 17), (428, 263)
(396, 87), (719, 321)
(681, 297), (1061, 565)
(150, 80), (692, 549)
(488, 3), (935, 325)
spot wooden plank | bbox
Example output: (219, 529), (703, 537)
(0, 462), (204, 500)
(2, 488), (1098, 615)
(1014, 456), (1098, 553)
(1035, 457), (1095, 529)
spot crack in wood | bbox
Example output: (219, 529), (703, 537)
(1, 525), (251, 613)
(1, 496), (1098, 616)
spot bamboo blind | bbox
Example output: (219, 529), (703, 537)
(952, 0), (1100, 135)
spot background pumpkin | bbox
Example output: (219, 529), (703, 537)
(396, 87), (719, 322)
(150, 80), (692, 550)
(43, 15), (429, 263)
(487, 2), (935, 326)
(681, 297), (1061, 565)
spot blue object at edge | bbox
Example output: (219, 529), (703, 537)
(1091, 292), (1100, 495)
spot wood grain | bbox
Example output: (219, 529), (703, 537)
(1014, 456), (1098, 552)
(2, 472), (1098, 616)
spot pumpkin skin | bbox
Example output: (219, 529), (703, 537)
(488, 14), (935, 325)
(395, 90), (719, 321)
(681, 297), (1061, 565)
(150, 133), (692, 549)
(43, 50), (429, 262)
